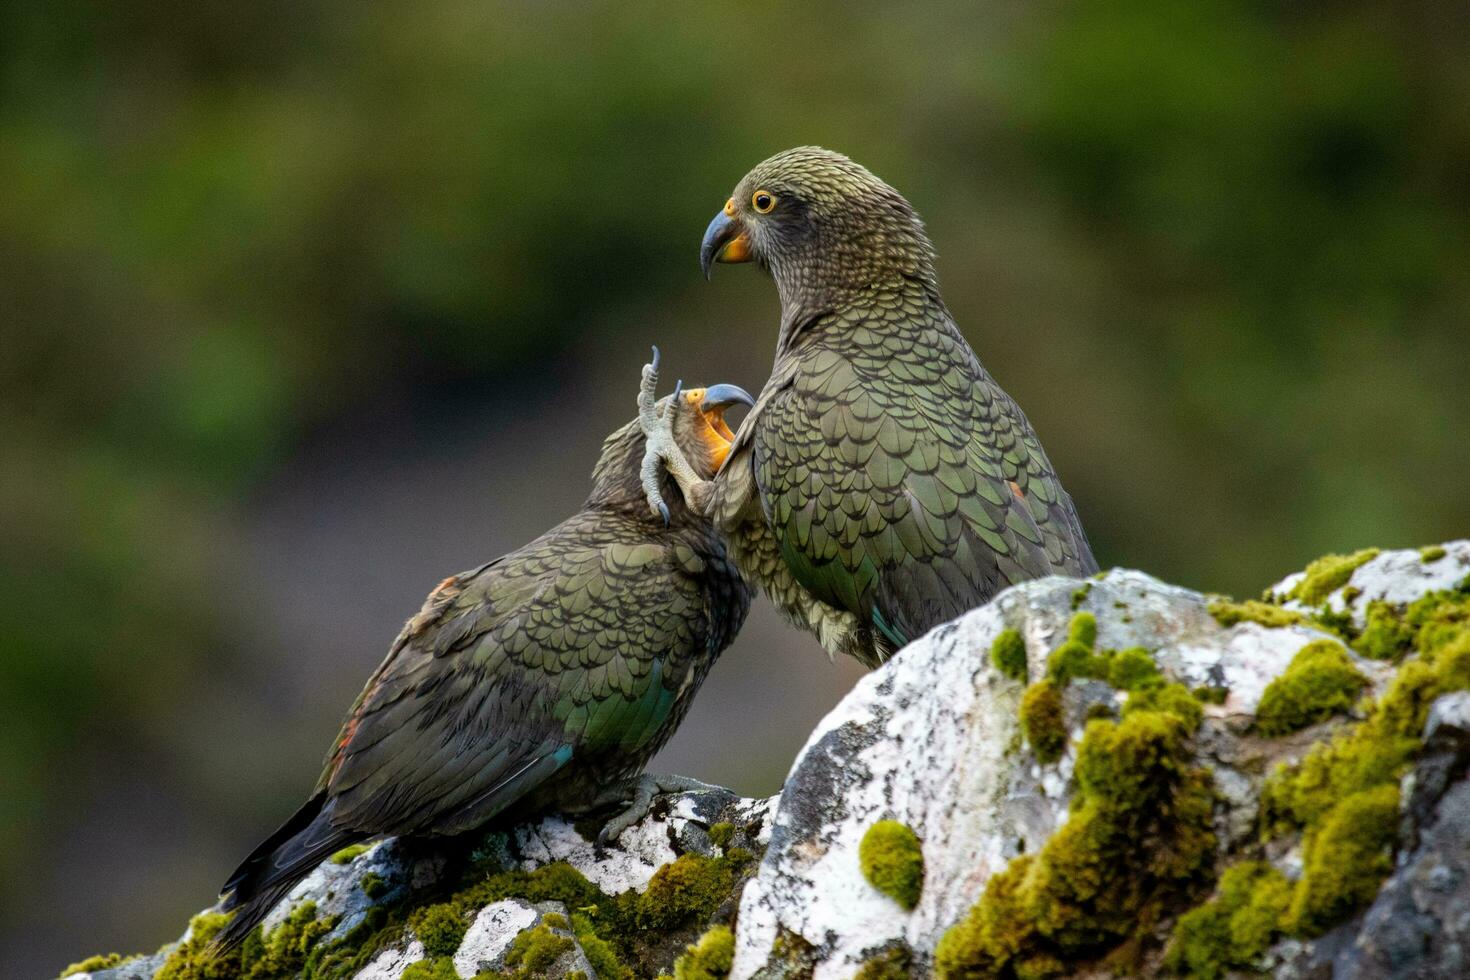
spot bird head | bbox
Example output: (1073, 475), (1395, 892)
(699, 146), (937, 304)
(667, 382), (753, 476)
(589, 381), (753, 516)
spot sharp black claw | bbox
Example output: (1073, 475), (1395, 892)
(670, 379), (683, 405)
(658, 501), (671, 526)
(649, 345), (660, 373)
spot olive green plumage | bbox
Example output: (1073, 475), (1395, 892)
(215, 393), (751, 950)
(703, 147), (1096, 667)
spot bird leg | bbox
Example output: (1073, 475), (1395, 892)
(638, 347), (714, 522)
(593, 772), (725, 848)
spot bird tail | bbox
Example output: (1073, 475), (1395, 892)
(211, 792), (361, 953)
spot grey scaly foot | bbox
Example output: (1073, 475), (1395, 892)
(594, 772), (725, 849)
(637, 347), (710, 523)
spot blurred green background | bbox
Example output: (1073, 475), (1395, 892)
(3, 0), (1467, 973)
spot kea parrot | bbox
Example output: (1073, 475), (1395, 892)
(214, 355), (754, 950)
(642, 147), (1097, 669)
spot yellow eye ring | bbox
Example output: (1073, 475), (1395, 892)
(751, 189), (777, 214)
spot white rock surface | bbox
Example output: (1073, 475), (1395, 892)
(730, 567), (1383, 979)
(1269, 540), (1470, 622)
(452, 901), (538, 976)
(353, 941), (425, 980)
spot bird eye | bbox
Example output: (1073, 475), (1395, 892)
(751, 190), (776, 214)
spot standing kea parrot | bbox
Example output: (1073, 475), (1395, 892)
(643, 147), (1097, 669)
(214, 358), (754, 950)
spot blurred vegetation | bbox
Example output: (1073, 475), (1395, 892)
(2, 0), (1467, 972)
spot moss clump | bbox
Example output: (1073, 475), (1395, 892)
(671, 924), (734, 980)
(503, 921), (575, 977)
(1289, 548), (1379, 605)
(359, 871), (388, 898)
(1258, 582), (1470, 936)
(1163, 862), (1291, 979)
(1207, 598), (1305, 629)
(706, 821), (734, 851)
(990, 628), (1029, 682)
(1020, 679), (1067, 764)
(60, 954), (133, 977)
(329, 843), (371, 865)
(570, 913), (631, 980)
(1070, 583), (1092, 609)
(1107, 647), (1160, 691)
(1193, 685), (1228, 705)
(859, 820), (925, 910)
(399, 959), (457, 980)
(1284, 784), (1398, 936)
(1354, 600), (1415, 660)
(1123, 682), (1203, 732)
(1067, 611), (1098, 648)
(853, 946), (912, 980)
(1255, 640), (1368, 736)
(634, 851), (748, 931)
(935, 707), (1215, 977)
(1420, 545), (1447, 562)
(409, 903), (468, 956)
(156, 903), (336, 980)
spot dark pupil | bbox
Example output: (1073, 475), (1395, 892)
(757, 194), (770, 210)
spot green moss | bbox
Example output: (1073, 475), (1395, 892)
(359, 871), (388, 899)
(328, 843), (371, 865)
(1354, 600), (1415, 660)
(1256, 584), (1470, 936)
(1163, 862), (1291, 979)
(1107, 647), (1160, 691)
(1020, 680), (1068, 763)
(156, 904), (337, 980)
(1420, 545), (1447, 562)
(1255, 640), (1368, 736)
(1070, 583), (1092, 609)
(1193, 685), (1228, 705)
(60, 954), (134, 977)
(1284, 784), (1398, 936)
(634, 851), (746, 931)
(1207, 598), (1305, 629)
(990, 628), (1029, 682)
(1061, 612), (1094, 648)
(409, 903), (468, 957)
(570, 913), (631, 980)
(935, 706), (1215, 977)
(503, 922), (575, 976)
(1289, 548), (1380, 605)
(399, 958), (457, 980)
(859, 820), (925, 910)
(853, 946), (912, 980)
(1045, 640), (1105, 684)
(1123, 682), (1203, 732)
(671, 925), (734, 980)
(706, 821), (734, 851)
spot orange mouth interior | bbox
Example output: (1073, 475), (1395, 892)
(684, 388), (738, 469)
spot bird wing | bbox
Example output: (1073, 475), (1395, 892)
(752, 305), (1096, 650)
(320, 513), (712, 836)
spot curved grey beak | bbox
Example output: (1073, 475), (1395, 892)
(699, 206), (752, 279)
(700, 383), (755, 412)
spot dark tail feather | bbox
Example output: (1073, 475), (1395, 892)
(212, 792), (362, 953)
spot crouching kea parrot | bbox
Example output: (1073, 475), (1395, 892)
(215, 355), (754, 950)
(642, 147), (1097, 670)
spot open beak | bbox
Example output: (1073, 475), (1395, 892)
(699, 383), (754, 413)
(699, 199), (753, 279)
